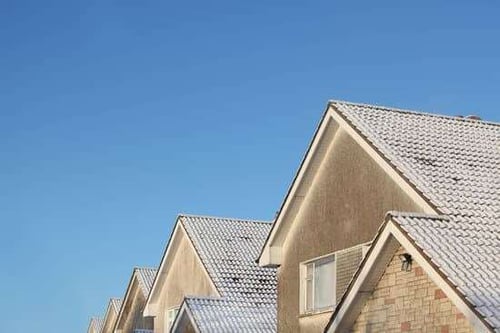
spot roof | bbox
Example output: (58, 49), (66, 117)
(331, 100), (499, 221)
(110, 298), (122, 314)
(392, 212), (500, 331)
(180, 214), (277, 304)
(135, 267), (157, 297)
(177, 296), (276, 333)
(114, 267), (158, 330)
(87, 317), (103, 333)
(325, 101), (500, 331)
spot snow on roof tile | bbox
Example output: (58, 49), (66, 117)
(184, 296), (276, 333)
(180, 214), (277, 304)
(331, 101), (500, 331)
(135, 267), (157, 298)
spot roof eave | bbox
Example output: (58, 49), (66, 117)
(325, 213), (493, 333)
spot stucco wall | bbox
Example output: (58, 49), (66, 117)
(120, 281), (154, 333)
(278, 128), (424, 333)
(153, 227), (217, 333)
(102, 310), (117, 333)
(351, 247), (473, 333)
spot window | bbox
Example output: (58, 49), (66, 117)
(300, 242), (371, 314)
(164, 307), (179, 332)
(302, 255), (336, 313)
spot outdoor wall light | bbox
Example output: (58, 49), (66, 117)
(398, 253), (412, 271)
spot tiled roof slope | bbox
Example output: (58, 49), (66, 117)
(110, 298), (122, 314)
(331, 101), (500, 331)
(135, 267), (157, 298)
(180, 214), (277, 304)
(184, 296), (276, 333)
(88, 317), (103, 333)
(391, 212), (500, 331)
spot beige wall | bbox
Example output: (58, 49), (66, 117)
(102, 310), (118, 333)
(119, 280), (154, 333)
(278, 129), (424, 332)
(154, 227), (217, 333)
(352, 247), (473, 332)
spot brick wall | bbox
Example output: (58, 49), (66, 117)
(351, 247), (473, 333)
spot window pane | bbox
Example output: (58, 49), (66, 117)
(314, 257), (335, 309)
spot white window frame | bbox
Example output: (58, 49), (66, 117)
(164, 306), (179, 332)
(300, 253), (336, 314)
(300, 242), (372, 315)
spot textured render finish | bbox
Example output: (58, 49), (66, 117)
(331, 101), (500, 330)
(175, 215), (277, 332)
(352, 247), (474, 333)
(182, 296), (276, 332)
(118, 268), (157, 333)
(154, 227), (217, 333)
(120, 286), (153, 333)
(278, 129), (423, 333)
(102, 298), (122, 333)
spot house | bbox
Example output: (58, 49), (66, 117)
(257, 100), (499, 332)
(102, 298), (123, 333)
(114, 267), (157, 333)
(87, 317), (103, 333)
(319, 102), (500, 332)
(325, 212), (497, 333)
(143, 214), (277, 332)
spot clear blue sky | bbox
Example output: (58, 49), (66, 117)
(1, 1), (499, 332)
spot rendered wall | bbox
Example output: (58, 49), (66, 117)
(153, 228), (217, 333)
(102, 310), (118, 333)
(278, 128), (424, 333)
(351, 247), (473, 333)
(119, 281), (154, 333)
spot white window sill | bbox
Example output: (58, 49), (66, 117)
(298, 307), (334, 318)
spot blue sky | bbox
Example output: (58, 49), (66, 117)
(1, 1), (499, 332)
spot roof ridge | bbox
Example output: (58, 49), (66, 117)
(329, 99), (500, 126)
(178, 213), (270, 224)
(385, 211), (449, 221)
(134, 266), (157, 272)
(184, 295), (228, 301)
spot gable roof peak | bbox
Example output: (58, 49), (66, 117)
(178, 212), (270, 224)
(329, 99), (500, 126)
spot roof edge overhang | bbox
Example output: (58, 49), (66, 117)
(171, 299), (201, 333)
(114, 268), (141, 331)
(102, 298), (121, 333)
(258, 101), (437, 267)
(144, 217), (183, 316)
(325, 213), (493, 333)
(144, 215), (220, 316)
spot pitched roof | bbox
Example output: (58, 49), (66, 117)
(87, 317), (103, 333)
(135, 267), (157, 298)
(180, 214), (277, 304)
(392, 212), (500, 331)
(326, 101), (500, 331)
(110, 298), (122, 314)
(114, 267), (158, 331)
(176, 296), (276, 333)
(331, 100), (499, 222)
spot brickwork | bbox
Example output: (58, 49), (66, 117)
(351, 247), (473, 333)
